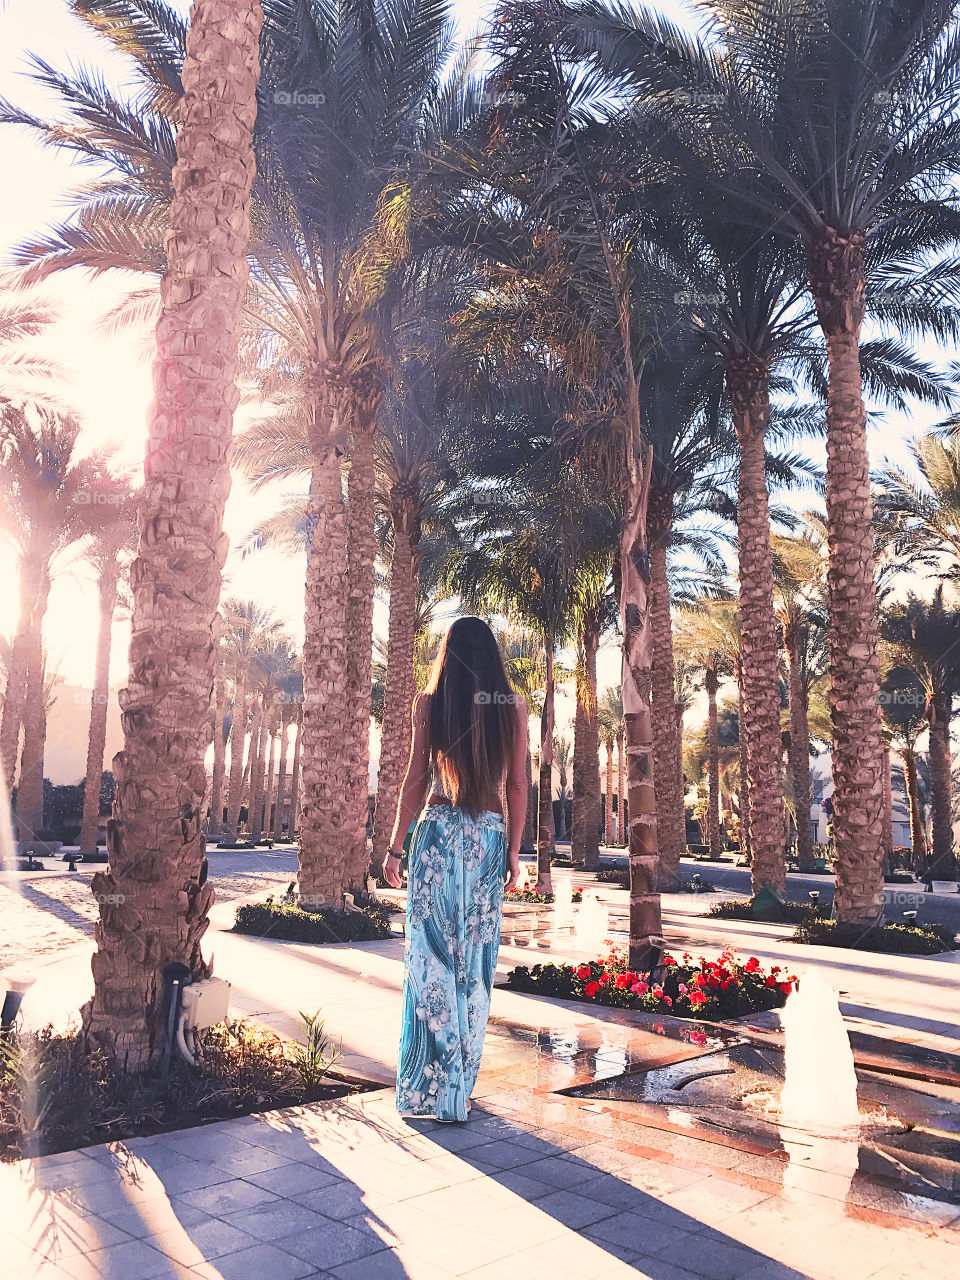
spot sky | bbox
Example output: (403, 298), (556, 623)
(0, 0), (944, 761)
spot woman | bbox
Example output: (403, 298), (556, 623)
(383, 616), (527, 1122)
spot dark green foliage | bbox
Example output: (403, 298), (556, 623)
(234, 900), (394, 944)
(709, 899), (816, 924)
(793, 918), (956, 954)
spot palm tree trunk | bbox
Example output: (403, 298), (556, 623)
(736, 668), (752, 864)
(903, 747), (926, 867)
(648, 496), (686, 889)
(928, 689), (955, 878)
(15, 574), (51, 841)
(223, 678), (247, 842)
(209, 662), (227, 839)
(82, 0), (262, 1071)
(1, 565), (39, 794)
(289, 707), (302, 837)
(299, 413), (353, 905)
(808, 229), (885, 923)
(256, 711), (277, 841)
(344, 403), (379, 885)
(728, 360), (786, 896)
(573, 622), (601, 870)
(604, 741), (614, 846)
(80, 564), (120, 857)
(523, 740), (536, 851)
(705, 666), (721, 861)
(536, 645), (555, 893)
(244, 696), (264, 829)
(371, 509), (418, 868)
(881, 744), (894, 871)
(785, 627), (814, 873)
(620, 474), (663, 971)
(271, 714), (288, 839)
(617, 727), (625, 846)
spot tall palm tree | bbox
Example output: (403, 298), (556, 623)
(772, 518), (829, 873)
(497, 625), (544, 853)
(882, 590), (960, 878)
(79, 484), (138, 858)
(80, 0), (262, 1068)
(878, 666), (930, 868)
(597, 687), (621, 846)
(875, 432), (960, 585)
(0, 403), (107, 831)
(571, 584), (614, 869)
(559, 0), (960, 925)
(553, 735), (572, 841)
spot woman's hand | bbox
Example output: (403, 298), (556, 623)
(382, 853), (403, 889)
(504, 853), (521, 893)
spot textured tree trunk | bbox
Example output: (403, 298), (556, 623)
(371, 505), (418, 869)
(299, 383), (354, 904)
(536, 645), (555, 894)
(271, 715), (288, 839)
(14, 574), (50, 841)
(343, 401), (379, 886)
(584, 622), (602, 868)
(223, 678), (247, 841)
(289, 707), (303, 836)
(928, 689), (956, 878)
(881, 744), (894, 870)
(736, 667), (752, 864)
(648, 495), (685, 889)
(784, 626), (814, 873)
(621, 469), (663, 971)
(83, 0), (262, 1071)
(903, 748), (926, 866)
(705, 666), (721, 861)
(249, 700), (273, 841)
(208, 661), (227, 838)
(522, 740), (536, 852)
(604, 741), (614, 846)
(728, 357), (785, 896)
(243, 696), (264, 828)
(261, 716), (278, 839)
(617, 728), (625, 846)
(80, 565), (120, 857)
(808, 229), (885, 923)
(1, 566), (39, 795)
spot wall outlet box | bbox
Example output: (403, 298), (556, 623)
(180, 978), (231, 1030)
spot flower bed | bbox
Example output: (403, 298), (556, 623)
(596, 868), (715, 893)
(234, 898), (394, 943)
(505, 885), (583, 905)
(506, 945), (796, 1021)
(709, 898), (815, 924)
(793, 918), (956, 954)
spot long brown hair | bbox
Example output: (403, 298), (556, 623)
(425, 616), (519, 814)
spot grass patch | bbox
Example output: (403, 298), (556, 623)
(0, 1015), (359, 1161)
(792, 917), (956, 954)
(595, 868), (715, 893)
(234, 896), (394, 943)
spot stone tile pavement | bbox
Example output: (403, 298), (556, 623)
(3, 1087), (958, 1280)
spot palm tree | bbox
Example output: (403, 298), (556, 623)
(0, 403), (107, 832)
(772, 518), (829, 873)
(80, 0), (262, 1068)
(875, 432), (960, 585)
(498, 626), (544, 853)
(559, 0), (960, 925)
(553, 735), (572, 840)
(882, 590), (960, 878)
(571, 584), (614, 869)
(597, 688), (621, 846)
(79, 483), (137, 858)
(878, 666), (930, 869)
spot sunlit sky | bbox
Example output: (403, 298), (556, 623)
(0, 0), (942, 779)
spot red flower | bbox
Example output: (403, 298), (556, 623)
(689, 991), (707, 1006)
(663, 995), (673, 1007)
(662, 955), (676, 967)
(765, 976), (777, 988)
(585, 982), (600, 998)
(744, 957), (760, 973)
(615, 974), (630, 990)
(779, 981), (792, 995)
(599, 972), (613, 986)
(576, 966), (591, 980)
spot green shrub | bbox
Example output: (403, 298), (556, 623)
(234, 899), (394, 943)
(709, 899), (816, 924)
(596, 868), (715, 892)
(793, 917), (956, 954)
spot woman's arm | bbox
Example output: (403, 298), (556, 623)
(503, 697), (529, 891)
(382, 693), (432, 886)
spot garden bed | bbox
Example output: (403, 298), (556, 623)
(709, 898), (816, 925)
(234, 896), (395, 943)
(792, 918), (956, 954)
(595, 868), (715, 893)
(505, 886), (583, 905)
(0, 1016), (369, 1161)
(506, 945), (795, 1022)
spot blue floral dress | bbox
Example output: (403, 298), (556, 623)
(396, 804), (506, 1121)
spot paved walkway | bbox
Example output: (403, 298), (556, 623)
(3, 858), (960, 1278)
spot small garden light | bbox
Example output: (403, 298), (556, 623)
(808, 890), (820, 911)
(903, 910), (918, 924)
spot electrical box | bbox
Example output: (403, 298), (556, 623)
(180, 978), (231, 1030)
